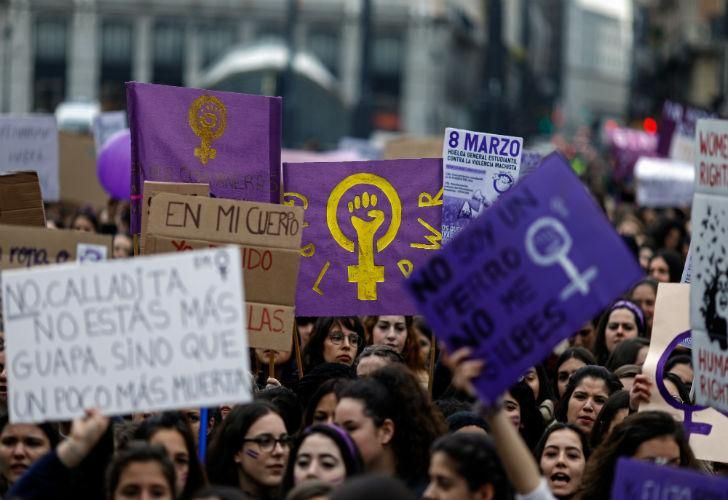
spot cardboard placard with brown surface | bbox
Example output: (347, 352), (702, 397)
(58, 132), (109, 209)
(140, 181), (209, 253)
(641, 282), (728, 462)
(383, 136), (443, 159)
(0, 224), (112, 271)
(146, 193), (303, 351)
(0, 172), (46, 227)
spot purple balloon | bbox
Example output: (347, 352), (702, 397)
(97, 128), (131, 200)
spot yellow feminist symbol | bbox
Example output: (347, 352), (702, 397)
(326, 173), (402, 300)
(188, 95), (227, 165)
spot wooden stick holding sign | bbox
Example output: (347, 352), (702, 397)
(293, 322), (305, 379)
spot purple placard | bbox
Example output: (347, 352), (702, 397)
(127, 82), (282, 234)
(406, 153), (642, 404)
(606, 127), (658, 181)
(657, 100), (714, 158)
(283, 159), (442, 316)
(519, 149), (544, 178)
(612, 457), (728, 499)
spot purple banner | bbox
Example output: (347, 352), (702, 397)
(612, 458), (728, 499)
(283, 159), (442, 316)
(127, 82), (281, 234)
(406, 153), (642, 404)
(606, 127), (658, 181)
(657, 100), (714, 158)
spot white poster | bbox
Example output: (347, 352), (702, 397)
(635, 157), (694, 208)
(0, 115), (59, 201)
(93, 111), (127, 152)
(1, 247), (250, 423)
(691, 119), (728, 411)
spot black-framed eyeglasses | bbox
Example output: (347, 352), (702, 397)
(328, 331), (361, 346)
(242, 434), (293, 452)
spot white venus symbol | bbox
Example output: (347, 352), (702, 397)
(525, 216), (597, 301)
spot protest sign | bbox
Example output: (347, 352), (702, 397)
(0, 115), (59, 201)
(1, 247), (250, 423)
(657, 101), (714, 163)
(407, 153), (642, 404)
(690, 118), (728, 412)
(145, 193), (303, 351)
(641, 283), (728, 462)
(635, 157), (694, 207)
(0, 225), (112, 271)
(58, 132), (109, 209)
(518, 150), (543, 178)
(681, 243), (692, 284)
(442, 128), (523, 243)
(140, 181), (209, 253)
(0, 172), (45, 227)
(127, 82), (282, 235)
(612, 458), (728, 500)
(93, 111), (127, 152)
(283, 158), (443, 316)
(606, 126), (658, 180)
(383, 136), (443, 160)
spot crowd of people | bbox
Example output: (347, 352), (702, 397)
(0, 146), (707, 500)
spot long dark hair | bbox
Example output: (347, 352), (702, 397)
(593, 301), (646, 365)
(431, 433), (513, 499)
(589, 390), (630, 448)
(303, 377), (352, 428)
(205, 402), (280, 487)
(338, 364), (445, 485)
(534, 422), (592, 464)
(605, 338), (650, 372)
(555, 366), (623, 424)
(553, 347), (597, 398)
(302, 317), (365, 371)
(576, 411), (699, 500)
(363, 316), (424, 373)
(508, 380), (546, 450)
(282, 424), (364, 490)
(106, 443), (176, 499)
(133, 411), (207, 500)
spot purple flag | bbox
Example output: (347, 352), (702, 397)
(606, 127), (658, 181)
(612, 458), (728, 499)
(657, 100), (714, 158)
(283, 159), (442, 316)
(127, 82), (281, 234)
(406, 153), (642, 404)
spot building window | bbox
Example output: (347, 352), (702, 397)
(34, 18), (68, 112)
(200, 23), (237, 70)
(100, 20), (132, 110)
(153, 19), (184, 86)
(307, 27), (340, 76)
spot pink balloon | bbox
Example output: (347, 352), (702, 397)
(97, 129), (131, 200)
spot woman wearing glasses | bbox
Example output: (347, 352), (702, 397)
(301, 317), (365, 371)
(206, 402), (292, 499)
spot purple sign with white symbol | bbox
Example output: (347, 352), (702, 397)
(612, 458), (728, 500)
(407, 153), (642, 404)
(283, 158), (443, 316)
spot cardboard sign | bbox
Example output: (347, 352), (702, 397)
(606, 126), (658, 181)
(0, 115), (59, 201)
(635, 157), (694, 207)
(93, 111), (127, 152)
(383, 136), (443, 160)
(283, 158), (443, 316)
(690, 119), (728, 412)
(407, 153), (642, 404)
(1, 247), (250, 423)
(641, 283), (728, 462)
(612, 458), (728, 500)
(58, 132), (109, 209)
(0, 172), (46, 226)
(140, 181), (209, 253)
(145, 193), (303, 351)
(0, 225), (112, 271)
(127, 82), (282, 234)
(442, 128), (523, 243)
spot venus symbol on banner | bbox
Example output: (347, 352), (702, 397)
(326, 173), (402, 300)
(525, 216), (598, 300)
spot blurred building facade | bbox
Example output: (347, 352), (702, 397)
(0, 0), (568, 144)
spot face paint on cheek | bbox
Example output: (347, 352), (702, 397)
(245, 449), (260, 460)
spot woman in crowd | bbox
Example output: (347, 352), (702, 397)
(206, 402), (291, 499)
(604, 338), (650, 372)
(70, 207), (98, 233)
(553, 348), (597, 399)
(506, 381), (546, 449)
(413, 316), (434, 370)
(523, 365), (556, 422)
(301, 317), (365, 371)
(648, 249), (683, 283)
(252, 342), (299, 390)
(335, 364), (446, 492)
(569, 321), (597, 352)
(107, 443), (176, 500)
(282, 424), (363, 490)
(593, 300), (646, 365)
(534, 423), (591, 499)
(302, 378), (352, 428)
(354, 345), (405, 377)
(628, 278), (658, 336)
(0, 415), (60, 494)
(612, 364), (640, 391)
(665, 354), (693, 385)
(555, 366), (623, 436)
(363, 316), (426, 384)
(576, 411), (700, 500)
(589, 390), (630, 447)
(133, 412), (207, 499)
(423, 432), (513, 500)
(663, 372), (691, 405)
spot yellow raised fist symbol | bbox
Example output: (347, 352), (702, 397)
(327, 173), (402, 300)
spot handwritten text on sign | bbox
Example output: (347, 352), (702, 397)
(407, 154), (642, 404)
(1, 247), (250, 423)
